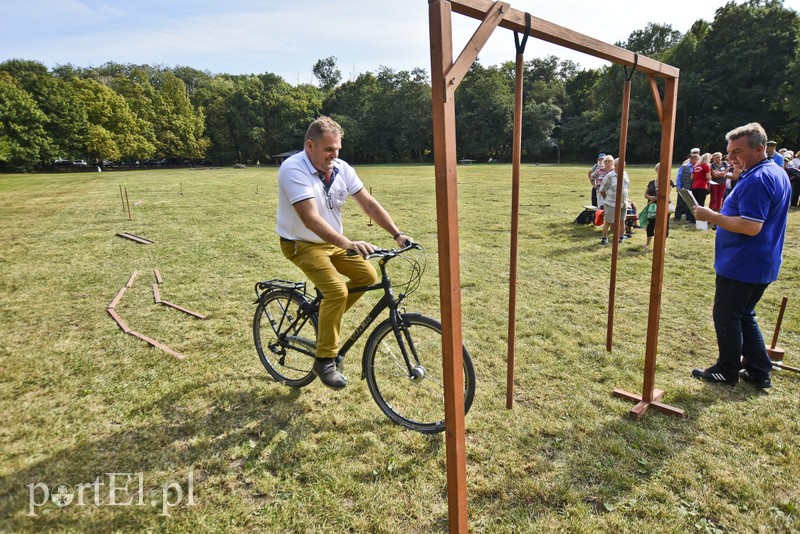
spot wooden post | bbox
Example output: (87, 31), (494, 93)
(368, 186), (374, 226)
(613, 75), (684, 419)
(124, 187), (132, 221)
(119, 185), (125, 212)
(507, 43), (526, 409)
(180, 182), (183, 196)
(606, 77), (632, 352)
(430, 1), (467, 530)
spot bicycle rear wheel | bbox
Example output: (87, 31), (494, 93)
(364, 314), (475, 434)
(253, 289), (317, 387)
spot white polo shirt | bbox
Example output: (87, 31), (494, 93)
(276, 150), (364, 242)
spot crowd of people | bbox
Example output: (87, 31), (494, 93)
(586, 138), (799, 249)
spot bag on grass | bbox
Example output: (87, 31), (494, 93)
(574, 209), (595, 224)
(594, 209), (604, 226)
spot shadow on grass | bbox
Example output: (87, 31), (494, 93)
(546, 382), (766, 516)
(0, 375), (428, 530)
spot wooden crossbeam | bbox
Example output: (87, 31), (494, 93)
(153, 284), (161, 304)
(450, 0), (679, 78)
(154, 269), (163, 284)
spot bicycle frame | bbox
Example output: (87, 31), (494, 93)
(258, 251), (420, 380)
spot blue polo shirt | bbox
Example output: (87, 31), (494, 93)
(715, 159), (790, 284)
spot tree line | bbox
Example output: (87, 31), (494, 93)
(1, 0), (798, 172)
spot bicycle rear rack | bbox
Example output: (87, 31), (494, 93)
(255, 279), (306, 300)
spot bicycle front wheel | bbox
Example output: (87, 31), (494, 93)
(253, 289), (317, 387)
(364, 314), (475, 434)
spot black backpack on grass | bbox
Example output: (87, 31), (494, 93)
(574, 210), (595, 224)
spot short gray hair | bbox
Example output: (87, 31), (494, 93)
(725, 122), (767, 149)
(305, 116), (344, 143)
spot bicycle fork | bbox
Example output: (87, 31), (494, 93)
(388, 310), (426, 381)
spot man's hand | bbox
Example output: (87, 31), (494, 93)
(693, 206), (714, 221)
(395, 234), (413, 248)
(348, 240), (376, 258)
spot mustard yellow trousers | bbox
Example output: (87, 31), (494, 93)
(281, 240), (378, 358)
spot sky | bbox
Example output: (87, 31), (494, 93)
(3, 0), (800, 84)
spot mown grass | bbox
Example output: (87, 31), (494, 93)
(0, 164), (798, 532)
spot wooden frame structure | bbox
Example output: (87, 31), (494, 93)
(429, 1), (683, 530)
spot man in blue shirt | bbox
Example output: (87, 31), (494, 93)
(766, 140), (784, 168)
(691, 123), (791, 388)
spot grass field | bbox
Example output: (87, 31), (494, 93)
(1, 164), (798, 532)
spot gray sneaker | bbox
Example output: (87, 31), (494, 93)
(313, 358), (347, 390)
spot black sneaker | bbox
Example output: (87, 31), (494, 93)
(313, 358), (347, 390)
(691, 366), (738, 385)
(600, 237), (609, 245)
(739, 369), (772, 389)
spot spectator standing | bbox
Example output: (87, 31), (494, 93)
(674, 150), (699, 222)
(642, 163), (673, 251)
(594, 155), (614, 210)
(598, 157), (630, 245)
(766, 140), (784, 167)
(691, 122), (791, 388)
(709, 152), (729, 212)
(786, 151), (800, 207)
(691, 152), (712, 207)
(588, 153), (606, 207)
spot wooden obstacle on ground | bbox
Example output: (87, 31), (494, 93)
(107, 269), (207, 359)
(116, 232), (154, 245)
(151, 270), (207, 319)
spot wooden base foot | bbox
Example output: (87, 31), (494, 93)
(767, 346), (785, 361)
(613, 388), (685, 420)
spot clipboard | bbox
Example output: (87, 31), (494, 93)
(678, 189), (709, 230)
(677, 189), (699, 209)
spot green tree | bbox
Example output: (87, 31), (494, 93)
(0, 72), (51, 170)
(668, 0), (799, 151)
(0, 59), (88, 161)
(73, 77), (154, 161)
(152, 72), (209, 159)
(313, 56), (342, 92)
(455, 62), (513, 160)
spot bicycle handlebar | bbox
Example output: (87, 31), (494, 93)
(347, 241), (420, 259)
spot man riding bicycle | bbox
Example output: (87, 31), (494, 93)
(276, 116), (412, 390)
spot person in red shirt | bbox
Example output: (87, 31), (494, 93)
(709, 152), (728, 211)
(691, 152), (712, 207)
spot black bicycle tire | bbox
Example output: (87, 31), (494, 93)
(363, 314), (475, 434)
(253, 289), (317, 387)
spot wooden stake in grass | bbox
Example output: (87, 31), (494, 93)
(367, 186), (373, 226)
(124, 187), (132, 220)
(180, 182), (183, 196)
(119, 185), (125, 212)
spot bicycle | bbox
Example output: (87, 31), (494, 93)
(253, 243), (475, 434)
